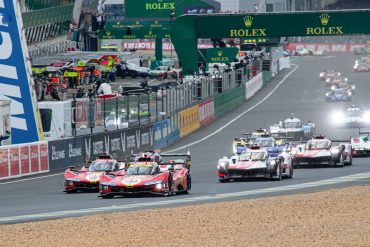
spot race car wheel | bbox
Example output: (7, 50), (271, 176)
(288, 167), (293, 179)
(347, 155), (353, 166)
(337, 153), (345, 167)
(165, 175), (174, 196)
(184, 174), (191, 194)
(219, 177), (230, 183)
(292, 159), (299, 169)
(271, 164), (282, 181)
(101, 193), (114, 199)
(65, 189), (77, 193)
(130, 71), (138, 78)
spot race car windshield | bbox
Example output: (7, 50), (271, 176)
(240, 152), (265, 161)
(306, 141), (330, 150)
(254, 139), (274, 147)
(345, 109), (361, 117)
(126, 166), (154, 175)
(89, 161), (115, 171)
(283, 122), (301, 128)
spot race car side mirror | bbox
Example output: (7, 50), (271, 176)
(68, 166), (76, 171)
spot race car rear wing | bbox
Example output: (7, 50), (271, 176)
(161, 153), (192, 170)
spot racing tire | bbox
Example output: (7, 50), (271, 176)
(271, 164), (282, 181)
(336, 153), (345, 168)
(288, 167), (294, 179)
(130, 71), (138, 78)
(347, 155), (353, 166)
(101, 193), (114, 199)
(292, 159), (299, 169)
(65, 189), (77, 194)
(165, 175), (174, 196)
(219, 177), (230, 183)
(184, 174), (191, 194)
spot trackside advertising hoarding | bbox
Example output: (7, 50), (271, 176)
(0, 142), (49, 180)
(199, 99), (215, 126)
(48, 125), (154, 171)
(153, 118), (180, 149)
(245, 73), (263, 100)
(0, 0), (41, 144)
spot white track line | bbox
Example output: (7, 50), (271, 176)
(166, 64), (299, 153)
(1, 171), (369, 223)
(0, 65), (298, 185)
(0, 173), (64, 185)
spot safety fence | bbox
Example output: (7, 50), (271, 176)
(39, 63), (259, 141)
(287, 43), (370, 53)
(29, 41), (84, 59)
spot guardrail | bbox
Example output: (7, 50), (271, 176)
(29, 41), (84, 59)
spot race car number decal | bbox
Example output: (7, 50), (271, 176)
(86, 172), (102, 181)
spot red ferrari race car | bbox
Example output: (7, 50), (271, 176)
(99, 151), (191, 198)
(64, 154), (124, 193)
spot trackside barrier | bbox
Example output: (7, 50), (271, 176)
(48, 125), (154, 171)
(287, 43), (370, 53)
(0, 142), (49, 180)
(214, 85), (245, 118)
(153, 119), (180, 149)
(245, 73), (263, 100)
(179, 105), (201, 138)
(199, 98), (215, 126)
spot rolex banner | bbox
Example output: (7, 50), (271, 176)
(199, 48), (239, 64)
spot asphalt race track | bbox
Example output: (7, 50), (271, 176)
(2, 54), (370, 223)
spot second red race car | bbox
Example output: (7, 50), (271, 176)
(99, 151), (191, 198)
(64, 154), (124, 193)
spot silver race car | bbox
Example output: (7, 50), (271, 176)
(331, 105), (370, 128)
(270, 114), (315, 141)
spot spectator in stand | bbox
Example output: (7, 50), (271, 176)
(0, 130), (10, 145)
(97, 80), (112, 95)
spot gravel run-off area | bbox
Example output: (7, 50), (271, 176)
(1, 185), (370, 247)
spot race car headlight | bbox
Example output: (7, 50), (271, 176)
(66, 178), (80, 184)
(320, 72), (324, 77)
(155, 181), (166, 190)
(332, 111), (345, 124)
(347, 91), (352, 96)
(331, 149), (340, 154)
(269, 160), (276, 165)
(331, 85), (336, 90)
(351, 85), (355, 90)
(326, 92), (330, 97)
(344, 78), (348, 82)
(65, 180), (74, 186)
(144, 180), (162, 186)
(363, 112), (370, 123)
(218, 161), (229, 172)
(326, 79), (330, 82)
(290, 149), (297, 155)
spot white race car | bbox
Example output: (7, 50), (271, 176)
(331, 105), (370, 128)
(217, 145), (293, 183)
(351, 133), (370, 157)
(293, 135), (348, 168)
(270, 115), (315, 141)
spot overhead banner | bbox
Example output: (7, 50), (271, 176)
(0, 0), (41, 144)
(199, 48), (239, 64)
(125, 0), (219, 19)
